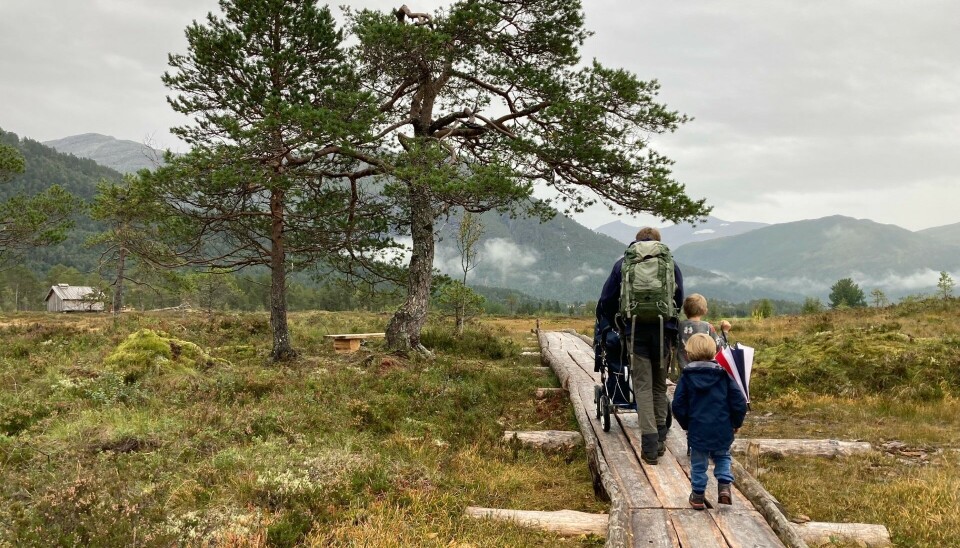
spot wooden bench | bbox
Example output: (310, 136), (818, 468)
(324, 333), (385, 353)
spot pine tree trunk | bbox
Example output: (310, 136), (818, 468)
(269, 189), (296, 361)
(113, 247), (126, 315)
(386, 184), (434, 353)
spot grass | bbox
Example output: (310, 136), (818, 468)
(0, 311), (602, 547)
(732, 298), (960, 547)
(3, 299), (959, 546)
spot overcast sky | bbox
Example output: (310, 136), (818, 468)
(1, 0), (957, 231)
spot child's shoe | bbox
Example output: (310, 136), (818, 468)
(689, 491), (706, 510)
(718, 482), (732, 505)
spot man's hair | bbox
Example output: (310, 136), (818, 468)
(685, 333), (717, 361)
(635, 227), (661, 242)
(683, 293), (708, 318)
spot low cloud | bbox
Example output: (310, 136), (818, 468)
(852, 269), (956, 291)
(482, 238), (538, 282)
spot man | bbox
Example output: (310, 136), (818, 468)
(597, 227), (683, 464)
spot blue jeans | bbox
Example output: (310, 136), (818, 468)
(690, 448), (734, 494)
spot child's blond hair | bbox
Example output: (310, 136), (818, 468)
(683, 293), (708, 318)
(685, 333), (717, 362)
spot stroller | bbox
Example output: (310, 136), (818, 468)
(593, 323), (635, 432)
(593, 318), (674, 433)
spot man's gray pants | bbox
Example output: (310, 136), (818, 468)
(630, 352), (668, 455)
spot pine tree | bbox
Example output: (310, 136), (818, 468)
(341, 0), (709, 352)
(155, 0), (384, 360)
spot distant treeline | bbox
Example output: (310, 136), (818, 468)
(5, 261), (801, 320)
(3, 264), (593, 316)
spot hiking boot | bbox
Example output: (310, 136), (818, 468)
(689, 491), (706, 510)
(640, 433), (659, 464)
(657, 424), (669, 456)
(718, 482), (732, 505)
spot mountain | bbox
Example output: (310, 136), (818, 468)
(595, 215), (768, 247)
(43, 133), (165, 174)
(917, 222), (960, 246)
(673, 215), (960, 299)
(434, 210), (801, 304)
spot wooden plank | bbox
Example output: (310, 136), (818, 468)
(573, 383), (662, 509)
(628, 509), (681, 548)
(669, 509), (729, 548)
(324, 332), (385, 339)
(711, 506), (786, 548)
(619, 414), (695, 509)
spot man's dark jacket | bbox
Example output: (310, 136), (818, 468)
(671, 361), (748, 452)
(596, 239), (684, 357)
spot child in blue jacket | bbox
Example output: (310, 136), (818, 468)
(671, 333), (748, 509)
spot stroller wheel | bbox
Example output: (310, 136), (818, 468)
(600, 394), (611, 432)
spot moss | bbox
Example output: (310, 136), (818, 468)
(103, 329), (226, 382)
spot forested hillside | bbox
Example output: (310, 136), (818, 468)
(0, 128), (121, 274)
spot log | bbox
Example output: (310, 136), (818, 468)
(732, 438), (873, 458)
(464, 507), (608, 537)
(730, 459), (809, 548)
(794, 522), (892, 547)
(502, 430), (583, 451)
(534, 387), (566, 399)
(561, 328), (594, 346)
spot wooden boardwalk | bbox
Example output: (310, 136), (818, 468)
(538, 330), (786, 548)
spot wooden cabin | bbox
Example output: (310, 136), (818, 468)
(44, 284), (105, 312)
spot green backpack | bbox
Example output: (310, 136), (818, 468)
(619, 241), (678, 322)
